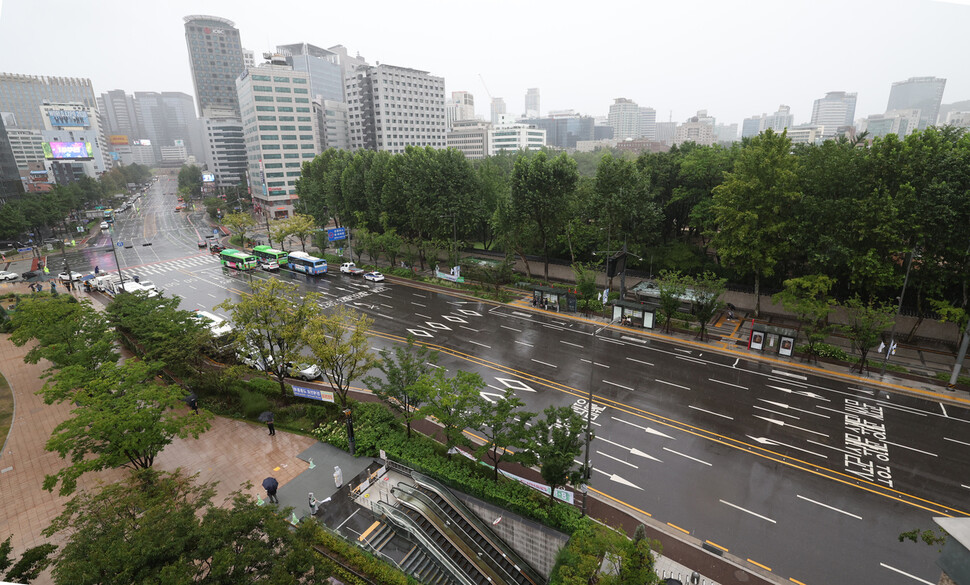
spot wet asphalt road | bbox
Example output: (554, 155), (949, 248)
(55, 176), (970, 585)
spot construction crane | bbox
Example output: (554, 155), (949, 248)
(478, 73), (493, 100)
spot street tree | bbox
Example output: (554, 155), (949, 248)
(613, 524), (660, 585)
(177, 164), (203, 198)
(216, 278), (322, 395)
(304, 305), (378, 409)
(530, 406), (586, 504)
(286, 213), (320, 252)
(710, 129), (801, 316)
(656, 270), (688, 333)
(839, 296), (896, 373)
(0, 536), (56, 585)
(42, 359), (212, 495)
(474, 389), (537, 481)
(422, 369), (487, 452)
(222, 211), (257, 249)
(772, 275), (836, 362)
(42, 469), (320, 585)
(689, 271), (727, 342)
(363, 334), (437, 438)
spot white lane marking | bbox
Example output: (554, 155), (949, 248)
(766, 377), (809, 389)
(468, 340), (491, 349)
(511, 311), (533, 318)
(655, 379), (690, 391)
(377, 293), (392, 298)
(207, 293), (217, 298)
(940, 403), (948, 417)
(515, 341), (533, 347)
(796, 495), (862, 519)
(752, 405), (799, 420)
(580, 358), (592, 364)
(411, 302), (427, 307)
(531, 358), (557, 368)
(187, 284), (197, 290)
(807, 439), (851, 456)
(758, 399), (830, 418)
(597, 437), (663, 462)
(689, 405), (734, 420)
(753, 415), (829, 437)
(771, 369), (808, 381)
(944, 437), (970, 447)
(663, 447), (712, 466)
(719, 500), (776, 523)
(603, 380), (634, 392)
(599, 338), (624, 345)
(884, 441), (938, 457)
(626, 357), (654, 366)
(560, 340), (584, 348)
(878, 563), (934, 585)
(594, 362), (610, 368)
(676, 355), (707, 365)
(597, 450), (638, 469)
(414, 313), (432, 320)
(620, 336), (647, 344)
(962, 484), (970, 490)
(708, 378), (749, 390)
(746, 436), (828, 458)
(610, 417), (674, 439)
(501, 325), (522, 332)
(674, 348), (692, 354)
(459, 325), (480, 333)
(380, 303), (393, 309)
(411, 293), (426, 298)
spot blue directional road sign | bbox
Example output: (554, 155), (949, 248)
(327, 227), (347, 241)
(117, 241), (124, 247)
(213, 228), (219, 235)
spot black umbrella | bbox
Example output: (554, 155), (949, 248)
(262, 477), (278, 491)
(182, 392), (197, 404)
(258, 411), (274, 422)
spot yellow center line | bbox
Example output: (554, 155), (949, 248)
(747, 558), (772, 572)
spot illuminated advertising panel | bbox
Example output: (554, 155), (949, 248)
(47, 110), (90, 128)
(109, 135), (129, 145)
(43, 142), (93, 160)
(202, 173), (215, 183)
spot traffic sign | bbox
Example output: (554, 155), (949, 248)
(117, 242), (124, 247)
(327, 227), (347, 241)
(213, 228), (219, 235)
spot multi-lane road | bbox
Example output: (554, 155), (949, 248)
(58, 175), (970, 585)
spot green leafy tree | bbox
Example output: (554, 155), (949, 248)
(177, 164), (203, 198)
(530, 406), (586, 504)
(217, 279), (321, 395)
(656, 270), (688, 333)
(688, 271), (726, 342)
(42, 360), (212, 495)
(222, 211), (258, 249)
(422, 369), (487, 452)
(286, 213), (320, 252)
(839, 296), (896, 373)
(364, 334), (437, 438)
(710, 129), (801, 316)
(42, 469), (319, 585)
(0, 536), (56, 584)
(304, 305), (378, 409)
(772, 275), (836, 362)
(474, 389), (537, 481)
(572, 262), (601, 316)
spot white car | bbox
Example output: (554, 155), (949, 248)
(193, 310), (233, 338)
(285, 361), (321, 381)
(340, 262), (364, 275)
(100, 221), (109, 229)
(237, 349), (270, 371)
(258, 259), (279, 271)
(0, 270), (18, 281)
(57, 271), (83, 283)
(363, 271), (385, 282)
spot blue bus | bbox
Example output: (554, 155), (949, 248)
(287, 251), (327, 275)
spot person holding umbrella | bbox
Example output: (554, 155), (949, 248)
(262, 477), (279, 504)
(259, 411), (275, 435)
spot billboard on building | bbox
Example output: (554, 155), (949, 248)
(47, 110), (90, 128)
(109, 135), (129, 145)
(202, 173), (215, 183)
(174, 139), (185, 147)
(43, 142), (93, 160)
(132, 139), (152, 146)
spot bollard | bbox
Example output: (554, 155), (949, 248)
(308, 458), (316, 469)
(309, 492), (318, 515)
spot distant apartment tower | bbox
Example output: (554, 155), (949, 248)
(183, 15), (247, 117)
(446, 91), (476, 131)
(278, 43), (345, 103)
(638, 107), (656, 140)
(741, 115), (763, 139)
(490, 97), (507, 126)
(237, 60), (319, 219)
(490, 124), (545, 155)
(742, 105), (793, 138)
(863, 109), (922, 139)
(886, 76), (946, 130)
(345, 63), (445, 153)
(0, 73), (97, 131)
(655, 121), (677, 145)
(810, 91), (857, 139)
(447, 119), (490, 159)
(609, 98), (640, 141)
(314, 98), (350, 151)
(524, 88), (540, 118)
(673, 112), (715, 146)
(98, 90), (140, 138)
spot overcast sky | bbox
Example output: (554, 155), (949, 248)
(1, 0), (968, 126)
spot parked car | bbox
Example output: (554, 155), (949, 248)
(284, 361), (321, 381)
(57, 271), (83, 282)
(237, 348), (270, 371)
(0, 271), (18, 281)
(363, 271), (385, 282)
(21, 270), (38, 280)
(340, 262), (364, 275)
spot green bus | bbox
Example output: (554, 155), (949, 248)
(219, 249), (257, 271)
(252, 245), (289, 267)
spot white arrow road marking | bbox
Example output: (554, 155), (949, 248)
(747, 435), (828, 458)
(753, 415), (829, 437)
(796, 495), (862, 519)
(591, 469), (643, 490)
(479, 391), (507, 404)
(610, 416), (674, 439)
(597, 450), (638, 468)
(689, 405), (734, 420)
(630, 448), (662, 462)
(758, 399), (830, 418)
(598, 437), (664, 462)
(662, 447), (712, 466)
(719, 500), (776, 523)
(766, 384), (829, 401)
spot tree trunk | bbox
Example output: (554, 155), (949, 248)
(754, 273), (761, 318)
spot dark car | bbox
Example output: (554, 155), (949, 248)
(198, 240), (206, 248)
(21, 270), (38, 280)
(209, 244), (226, 254)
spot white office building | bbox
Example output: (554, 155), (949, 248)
(201, 110), (247, 188)
(237, 60), (319, 219)
(673, 112), (715, 146)
(862, 109), (922, 139)
(446, 91), (476, 131)
(447, 119), (490, 159)
(638, 107), (656, 140)
(489, 123), (545, 155)
(811, 91), (857, 139)
(608, 98), (639, 141)
(314, 98), (350, 151)
(6, 126), (45, 168)
(39, 102), (111, 175)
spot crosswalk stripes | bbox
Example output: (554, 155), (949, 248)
(125, 255), (220, 277)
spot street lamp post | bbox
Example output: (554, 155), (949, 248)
(581, 317), (619, 517)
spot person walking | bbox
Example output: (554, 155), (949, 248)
(262, 477), (279, 504)
(49, 280), (56, 293)
(267, 420), (276, 436)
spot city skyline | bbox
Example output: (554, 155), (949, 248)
(1, 0), (969, 129)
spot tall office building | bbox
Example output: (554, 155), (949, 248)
(608, 98), (640, 141)
(98, 90), (140, 139)
(39, 102), (111, 176)
(673, 113), (715, 146)
(741, 115), (763, 138)
(0, 73), (97, 131)
(278, 43), (345, 103)
(490, 97), (507, 126)
(886, 76), (946, 130)
(524, 88), (540, 118)
(490, 124), (545, 155)
(638, 107), (656, 140)
(520, 113), (594, 149)
(0, 115), (24, 199)
(183, 15), (247, 117)
(237, 60), (319, 219)
(326, 45), (368, 95)
(201, 111), (246, 188)
(446, 91), (475, 131)
(134, 92), (203, 164)
(447, 119), (490, 159)
(863, 109), (922, 139)
(810, 91), (857, 139)
(243, 49), (256, 69)
(743, 105), (794, 138)
(345, 63), (445, 153)
(314, 98), (350, 150)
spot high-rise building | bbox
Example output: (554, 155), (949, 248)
(326, 45), (368, 95)
(345, 63), (445, 153)
(6, 126), (44, 169)
(886, 76), (946, 130)
(446, 91), (476, 131)
(524, 88), (540, 118)
(201, 111), (247, 188)
(863, 109), (922, 139)
(39, 102), (111, 177)
(237, 60), (319, 219)
(0, 73), (97, 131)
(741, 115), (763, 138)
(134, 92), (202, 164)
(714, 123), (738, 144)
(810, 91), (857, 139)
(520, 113), (594, 149)
(0, 115), (24, 200)
(655, 121), (677, 145)
(608, 98), (639, 141)
(278, 43), (345, 103)
(314, 98), (350, 151)
(98, 90), (140, 139)
(490, 124), (545, 155)
(447, 119), (490, 159)
(490, 97), (507, 126)
(673, 113), (715, 146)
(638, 107), (656, 140)
(243, 49), (256, 69)
(743, 105), (794, 138)
(183, 15), (247, 117)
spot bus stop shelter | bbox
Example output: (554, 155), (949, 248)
(612, 299), (659, 329)
(532, 286), (576, 312)
(749, 322), (798, 356)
